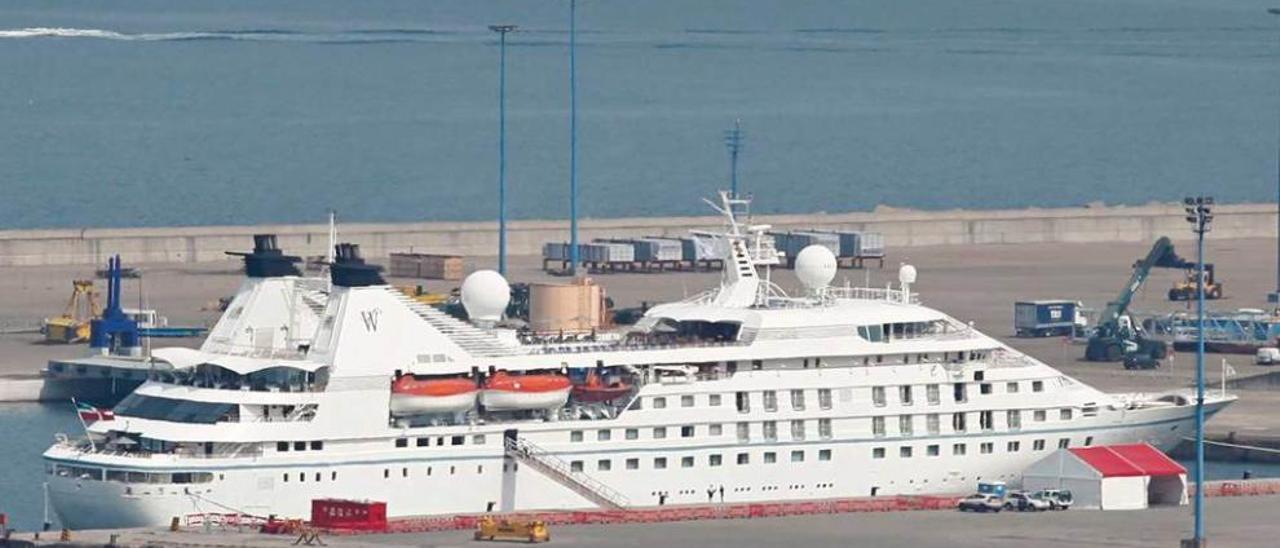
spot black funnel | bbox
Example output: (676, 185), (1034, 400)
(226, 234), (302, 278)
(331, 243), (385, 287)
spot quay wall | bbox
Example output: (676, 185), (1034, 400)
(0, 203), (1274, 267)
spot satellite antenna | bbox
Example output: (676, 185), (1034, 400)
(724, 119), (744, 198)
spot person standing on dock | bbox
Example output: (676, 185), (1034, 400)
(707, 485), (716, 503)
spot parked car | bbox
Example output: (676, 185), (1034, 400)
(1257, 347), (1280, 366)
(1033, 489), (1074, 510)
(957, 493), (1004, 513)
(1005, 491), (1052, 512)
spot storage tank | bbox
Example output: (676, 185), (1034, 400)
(529, 278), (606, 333)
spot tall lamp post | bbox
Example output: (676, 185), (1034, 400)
(567, 0), (580, 276)
(490, 24), (517, 276)
(1269, 9), (1280, 309)
(1183, 195), (1214, 548)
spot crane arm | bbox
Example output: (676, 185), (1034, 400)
(1099, 237), (1192, 327)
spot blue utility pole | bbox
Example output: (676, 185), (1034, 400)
(724, 119), (744, 198)
(567, 0), (581, 276)
(1270, 9), (1280, 309)
(490, 24), (516, 276)
(1183, 195), (1214, 547)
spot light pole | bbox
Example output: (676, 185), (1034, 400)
(1183, 195), (1214, 547)
(490, 24), (517, 276)
(1269, 9), (1280, 309)
(724, 119), (744, 198)
(568, 0), (580, 276)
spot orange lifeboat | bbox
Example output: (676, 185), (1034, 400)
(571, 372), (632, 403)
(480, 371), (572, 411)
(390, 376), (478, 416)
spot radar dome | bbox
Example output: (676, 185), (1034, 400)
(794, 245), (837, 289)
(898, 264), (918, 285)
(461, 270), (511, 323)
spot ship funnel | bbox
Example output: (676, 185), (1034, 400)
(331, 243), (386, 287)
(225, 233), (302, 278)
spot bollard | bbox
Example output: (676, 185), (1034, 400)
(170, 516), (181, 532)
(60, 528), (71, 542)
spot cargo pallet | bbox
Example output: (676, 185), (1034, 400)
(542, 259), (724, 275)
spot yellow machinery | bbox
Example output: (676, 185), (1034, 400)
(1168, 264), (1223, 301)
(43, 280), (101, 343)
(396, 285), (452, 306)
(473, 516), (550, 543)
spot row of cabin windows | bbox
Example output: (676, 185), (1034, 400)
(277, 441), (323, 452)
(394, 435), (487, 448)
(872, 381), (1046, 408)
(872, 408), (1076, 437)
(648, 389), (834, 412)
(651, 379), (1052, 415)
(380, 464), (483, 478)
(872, 436), (1094, 459)
(282, 471), (337, 483)
(571, 419), (834, 443)
(568, 449), (834, 473)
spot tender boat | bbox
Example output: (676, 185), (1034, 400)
(480, 371), (571, 411)
(390, 376), (478, 416)
(571, 372), (633, 403)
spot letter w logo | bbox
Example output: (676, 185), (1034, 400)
(360, 309), (381, 332)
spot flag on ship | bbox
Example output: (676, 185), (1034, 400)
(74, 400), (114, 423)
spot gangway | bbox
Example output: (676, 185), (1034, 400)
(504, 436), (630, 510)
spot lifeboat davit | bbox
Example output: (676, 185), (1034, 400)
(571, 372), (632, 403)
(390, 376), (478, 416)
(480, 371), (572, 411)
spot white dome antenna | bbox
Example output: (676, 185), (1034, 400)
(898, 263), (917, 302)
(795, 245), (837, 291)
(461, 270), (511, 324)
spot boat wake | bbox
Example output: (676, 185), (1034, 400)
(0, 27), (463, 44)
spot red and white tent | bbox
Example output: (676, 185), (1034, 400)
(1022, 443), (1188, 510)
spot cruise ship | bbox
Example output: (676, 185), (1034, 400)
(43, 193), (1233, 530)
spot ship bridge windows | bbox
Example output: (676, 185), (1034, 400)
(152, 363), (327, 393)
(114, 393), (237, 424)
(647, 318), (742, 343)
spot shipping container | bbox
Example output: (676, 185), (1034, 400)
(680, 236), (719, 262)
(859, 232), (886, 258)
(1013, 300), (1078, 337)
(772, 231), (840, 265)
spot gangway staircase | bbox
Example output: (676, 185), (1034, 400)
(504, 436), (631, 510)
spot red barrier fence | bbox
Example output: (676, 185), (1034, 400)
(1194, 479), (1280, 498)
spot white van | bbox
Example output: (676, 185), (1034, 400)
(1257, 347), (1280, 366)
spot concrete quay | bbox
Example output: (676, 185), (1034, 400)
(0, 202), (1274, 266)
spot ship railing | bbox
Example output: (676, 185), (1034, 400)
(826, 286), (919, 304)
(524, 338), (746, 355)
(62, 440), (263, 460)
(988, 350), (1039, 369)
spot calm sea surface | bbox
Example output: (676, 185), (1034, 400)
(0, 0), (1277, 229)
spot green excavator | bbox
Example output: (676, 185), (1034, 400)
(1085, 237), (1193, 366)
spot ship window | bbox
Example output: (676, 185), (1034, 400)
(654, 427), (667, 439)
(1060, 409), (1073, 421)
(395, 438), (408, 448)
(1083, 405), (1098, 417)
(979, 383), (992, 395)
(315, 472), (321, 482)
(737, 422), (750, 442)
(763, 421), (778, 441)
(819, 418), (832, 439)
(792, 420), (806, 441)
(571, 461), (584, 472)
(737, 453), (750, 465)
(952, 412), (967, 433)
(1034, 410), (1047, 422)
(926, 414), (940, 435)
(710, 454), (723, 467)
(654, 457), (667, 469)
(653, 397), (667, 409)
(872, 416), (885, 437)
(764, 452), (777, 464)
(899, 386), (913, 406)
(1033, 439), (1046, 451)
(570, 430), (583, 442)
(473, 435), (486, 445)
(681, 395), (695, 407)
(953, 443), (966, 456)
(898, 415), (913, 437)
(926, 384), (940, 405)
(452, 436), (464, 446)
(791, 389), (806, 410)
(979, 411), (993, 431)
(791, 450), (805, 462)
(331, 471), (337, 481)
(682, 456), (694, 468)
(113, 393), (237, 424)
(735, 391), (750, 413)
(858, 324), (886, 342)
(597, 460), (611, 472)
(1032, 381), (1044, 392)
(625, 428), (639, 440)
(294, 441), (306, 451)
(1007, 410), (1022, 430)
(980, 442), (993, 454)
(953, 383), (967, 403)
(1058, 438), (1070, 449)
(872, 387), (886, 407)
(598, 430), (612, 441)
(383, 469), (389, 479)
(450, 466), (456, 475)
(311, 441), (323, 451)
(417, 438), (430, 447)
(873, 447), (885, 459)
(818, 389), (832, 410)
(1007, 441), (1021, 452)
(819, 449), (832, 461)
(402, 468), (408, 477)
(752, 359), (763, 370)
(277, 442), (289, 452)
(709, 394), (722, 406)
(1006, 382), (1019, 393)
(763, 391), (778, 412)
(681, 426), (695, 438)
(1084, 436), (1094, 446)
(436, 437), (445, 446)
(626, 458), (639, 470)
(283, 473), (289, 483)
(899, 446), (912, 458)
(709, 424), (723, 436)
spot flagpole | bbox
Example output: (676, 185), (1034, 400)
(71, 398), (96, 452)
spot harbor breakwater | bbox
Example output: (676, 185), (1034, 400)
(0, 202), (1275, 267)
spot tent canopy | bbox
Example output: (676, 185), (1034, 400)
(1069, 444), (1186, 478)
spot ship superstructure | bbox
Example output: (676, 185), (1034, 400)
(43, 193), (1233, 529)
